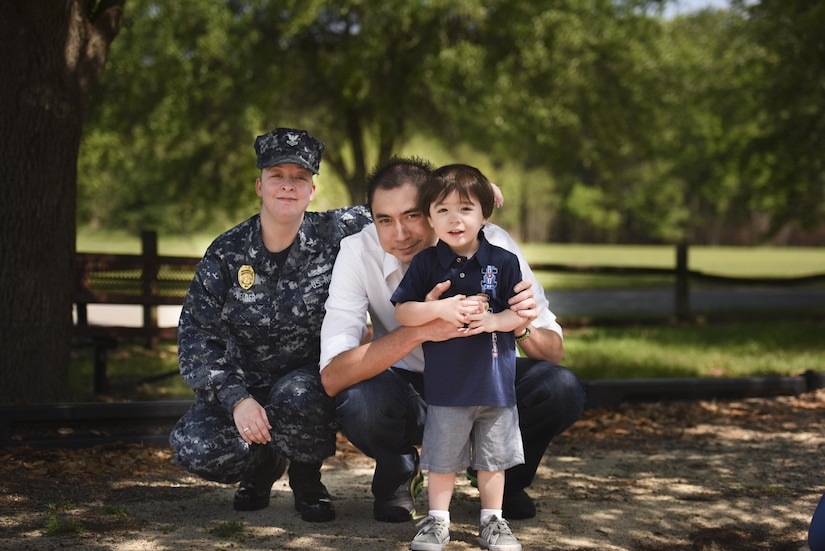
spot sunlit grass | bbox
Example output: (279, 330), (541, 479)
(79, 229), (825, 280)
(518, 243), (825, 290)
(563, 318), (825, 380)
(520, 243), (825, 278)
(70, 341), (193, 401)
(77, 227), (218, 258)
(67, 317), (825, 400)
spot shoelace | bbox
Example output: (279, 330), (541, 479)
(415, 516), (448, 538)
(484, 518), (512, 543)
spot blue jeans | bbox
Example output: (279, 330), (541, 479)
(335, 358), (586, 500)
(811, 492), (825, 551)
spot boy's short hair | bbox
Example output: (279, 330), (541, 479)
(419, 164), (495, 218)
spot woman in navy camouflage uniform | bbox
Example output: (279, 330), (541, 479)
(169, 128), (371, 522)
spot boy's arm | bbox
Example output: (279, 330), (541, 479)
(395, 300), (441, 327)
(396, 293), (487, 328)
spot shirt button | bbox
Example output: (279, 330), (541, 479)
(456, 258), (462, 263)
(460, 273), (465, 278)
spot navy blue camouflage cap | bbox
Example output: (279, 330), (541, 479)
(254, 127), (325, 174)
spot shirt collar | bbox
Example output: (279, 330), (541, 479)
(434, 229), (491, 269)
(383, 249), (406, 282)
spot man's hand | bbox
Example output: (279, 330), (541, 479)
(425, 280), (451, 302)
(508, 279), (539, 325)
(418, 317), (468, 342)
(233, 397), (272, 445)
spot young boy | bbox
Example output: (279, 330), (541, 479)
(391, 164), (525, 551)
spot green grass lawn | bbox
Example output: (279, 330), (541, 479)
(519, 243), (825, 277)
(563, 318), (824, 381)
(519, 243), (825, 290)
(69, 315), (825, 402)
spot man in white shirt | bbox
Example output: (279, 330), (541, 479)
(320, 157), (586, 523)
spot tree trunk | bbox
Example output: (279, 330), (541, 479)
(0, 0), (124, 404)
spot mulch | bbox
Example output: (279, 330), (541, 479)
(2, 390), (823, 550)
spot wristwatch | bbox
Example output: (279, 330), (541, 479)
(515, 325), (532, 343)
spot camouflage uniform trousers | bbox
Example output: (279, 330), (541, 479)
(169, 365), (337, 484)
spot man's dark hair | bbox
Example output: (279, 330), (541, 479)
(365, 156), (435, 213)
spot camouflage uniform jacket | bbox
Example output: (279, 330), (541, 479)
(178, 208), (371, 413)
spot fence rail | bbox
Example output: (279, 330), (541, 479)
(73, 231), (199, 392)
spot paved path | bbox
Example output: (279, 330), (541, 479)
(549, 286), (825, 315)
(77, 286), (825, 327)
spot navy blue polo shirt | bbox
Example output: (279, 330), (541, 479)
(391, 232), (522, 407)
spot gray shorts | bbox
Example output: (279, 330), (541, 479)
(420, 405), (524, 474)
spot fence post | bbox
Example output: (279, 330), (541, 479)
(675, 241), (690, 321)
(141, 230), (159, 348)
(75, 255), (89, 326)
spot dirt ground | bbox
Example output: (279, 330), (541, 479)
(2, 390), (824, 551)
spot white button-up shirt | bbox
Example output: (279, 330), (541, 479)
(319, 223), (562, 373)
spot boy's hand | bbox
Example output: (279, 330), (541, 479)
(458, 294), (489, 331)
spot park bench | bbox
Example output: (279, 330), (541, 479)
(73, 231), (199, 393)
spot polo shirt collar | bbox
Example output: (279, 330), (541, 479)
(434, 229), (491, 269)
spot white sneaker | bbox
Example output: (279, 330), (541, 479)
(478, 516), (522, 551)
(410, 515), (450, 551)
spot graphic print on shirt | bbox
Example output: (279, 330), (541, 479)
(481, 264), (498, 300)
(481, 264), (500, 371)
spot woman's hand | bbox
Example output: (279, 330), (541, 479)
(233, 397), (272, 445)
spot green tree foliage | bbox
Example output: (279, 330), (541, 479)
(738, 0), (825, 235)
(653, 8), (764, 243)
(440, 0), (677, 242)
(81, 0), (266, 234)
(81, 0), (508, 231)
(78, 0), (825, 244)
(241, 0), (489, 203)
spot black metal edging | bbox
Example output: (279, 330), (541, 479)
(0, 400), (192, 449)
(584, 370), (825, 409)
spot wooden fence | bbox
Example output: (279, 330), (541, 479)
(73, 231), (199, 392)
(74, 234), (825, 392)
(530, 242), (825, 321)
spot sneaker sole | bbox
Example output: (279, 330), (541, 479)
(411, 538), (449, 551)
(478, 539), (521, 551)
(373, 468), (425, 522)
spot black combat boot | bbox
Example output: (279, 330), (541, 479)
(233, 448), (288, 511)
(288, 461), (335, 522)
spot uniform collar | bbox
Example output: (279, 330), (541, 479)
(245, 214), (312, 271)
